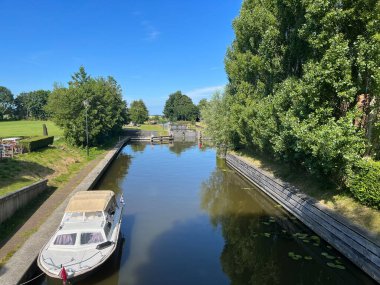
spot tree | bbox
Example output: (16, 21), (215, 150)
(15, 90), (50, 119)
(0, 86), (14, 120)
(201, 92), (236, 150)
(205, 0), (380, 205)
(163, 91), (199, 121)
(46, 67), (128, 146)
(129, 100), (149, 124)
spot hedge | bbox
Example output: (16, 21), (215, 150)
(347, 159), (380, 209)
(20, 136), (54, 152)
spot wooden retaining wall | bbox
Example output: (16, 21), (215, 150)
(226, 153), (380, 283)
(0, 179), (48, 224)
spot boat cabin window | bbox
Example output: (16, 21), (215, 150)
(63, 212), (83, 222)
(84, 211), (103, 221)
(54, 233), (77, 245)
(80, 232), (104, 245)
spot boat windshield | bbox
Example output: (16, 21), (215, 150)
(84, 211), (103, 221)
(80, 232), (104, 245)
(54, 233), (77, 245)
(63, 211), (104, 223)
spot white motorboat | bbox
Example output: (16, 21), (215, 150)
(37, 190), (124, 280)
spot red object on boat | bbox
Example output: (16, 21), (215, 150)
(59, 266), (67, 284)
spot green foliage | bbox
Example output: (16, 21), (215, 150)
(211, 0), (380, 206)
(163, 91), (199, 121)
(197, 98), (208, 112)
(46, 67), (128, 146)
(347, 159), (380, 209)
(129, 100), (149, 124)
(14, 90), (50, 120)
(201, 92), (237, 149)
(0, 86), (14, 120)
(20, 136), (54, 152)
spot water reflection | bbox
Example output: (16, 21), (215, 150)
(130, 144), (147, 153)
(95, 153), (132, 193)
(35, 143), (376, 285)
(201, 159), (375, 285)
(168, 142), (196, 156)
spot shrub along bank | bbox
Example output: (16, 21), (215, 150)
(19, 136), (54, 152)
(347, 159), (380, 209)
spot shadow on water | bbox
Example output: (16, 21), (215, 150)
(133, 216), (227, 285)
(32, 143), (377, 285)
(199, 160), (376, 285)
(94, 152), (132, 193)
(74, 215), (136, 285)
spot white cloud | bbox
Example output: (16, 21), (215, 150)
(141, 21), (160, 41)
(186, 85), (225, 103)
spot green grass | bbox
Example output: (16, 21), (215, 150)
(125, 124), (168, 136)
(232, 149), (380, 241)
(0, 137), (110, 197)
(0, 120), (63, 138)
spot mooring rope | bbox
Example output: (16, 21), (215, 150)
(12, 272), (45, 285)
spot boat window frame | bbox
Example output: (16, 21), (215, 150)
(52, 233), (78, 246)
(80, 231), (105, 245)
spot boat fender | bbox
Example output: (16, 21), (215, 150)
(96, 241), (114, 250)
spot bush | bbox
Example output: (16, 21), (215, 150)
(20, 136), (54, 152)
(347, 159), (380, 209)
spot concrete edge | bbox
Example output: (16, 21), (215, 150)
(226, 153), (380, 283)
(0, 137), (130, 285)
(0, 180), (48, 224)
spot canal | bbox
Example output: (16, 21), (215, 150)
(39, 142), (375, 285)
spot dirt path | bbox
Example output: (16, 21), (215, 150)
(0, 154), (105, 262)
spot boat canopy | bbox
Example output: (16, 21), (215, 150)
(65, 191), (116, 213)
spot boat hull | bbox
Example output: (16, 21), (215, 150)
(40, 232), (124, 283)
(37, 198), (124, 281)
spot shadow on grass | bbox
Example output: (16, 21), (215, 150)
(0, 186), (56, 249)
(0, 159), (54, 195)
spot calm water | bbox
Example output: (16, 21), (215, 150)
(39, 143), (375, 285)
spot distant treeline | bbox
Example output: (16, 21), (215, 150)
(202, 0), (380, 208)
(0, 87), (50, 120)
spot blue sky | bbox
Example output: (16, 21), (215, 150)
(0, 0), (241, 114)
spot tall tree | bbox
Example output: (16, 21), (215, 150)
(46, 67), (128, 146)
(163, 91), (199, 121)
(203, 0), (380, 207)
(129, 100), (149, 124)
(0, 86), (14, 120)
(15, 90), (50, 119)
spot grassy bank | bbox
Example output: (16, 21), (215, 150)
(0, 120), (121, 263)
(232, 149), (380, 241)
(0, 138), (105, 197)
(0, 120), (63, 138)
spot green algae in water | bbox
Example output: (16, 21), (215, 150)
(288, 252), (302, 261)
(327, 262), (346, 270)
(321, 252), (335, 260)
